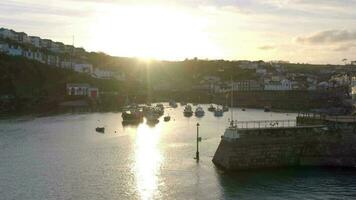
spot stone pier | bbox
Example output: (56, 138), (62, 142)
(212, 118), (356, 171)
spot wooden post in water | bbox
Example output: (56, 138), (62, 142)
(196, 123), (200, 161)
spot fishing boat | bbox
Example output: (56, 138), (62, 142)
(146, 111), (160, 124)
(95, 127), (105, 133)
(208, 104), (216, 112)
(122, 107), (143, 123)
(195, 106), (205, 117)
(214, 107), (224, 117)
(164, 115), (171, 122)
(183, 105), (193, 117)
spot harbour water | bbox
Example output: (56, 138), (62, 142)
(1, 104), (356, 199)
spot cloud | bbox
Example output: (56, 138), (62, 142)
(258, 45), (276, 50)
(296, 30), (356, 45)
(333, 43), (356, 51)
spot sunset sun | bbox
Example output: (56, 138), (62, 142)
(89, 5), (221, 60)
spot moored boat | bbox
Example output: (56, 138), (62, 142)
(95, 127), (105, 133)
(214, 107), (223, 117)
(164, 115), (171, 122)
(208, 104), (216, 112)
(183, 105), (193, 117)
(195, 106), (205, 117)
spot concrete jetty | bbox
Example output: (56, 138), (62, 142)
(212, 115), (356, 170)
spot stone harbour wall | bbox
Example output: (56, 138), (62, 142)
(212, 126), (356, 170)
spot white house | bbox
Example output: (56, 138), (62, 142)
(66, 83), (99, 98)
(17, 32), (31, 44)
(0, 28), (17, 40)
(7, 45), (22, 56)
(30, 36), (41, 48)
(264, 79), (292, 91)
(41, 39), (52, 48)
(73, 63), (93, 74)
(92, 68), (116, 79)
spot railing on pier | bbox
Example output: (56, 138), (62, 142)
(230, 119), (297, 129)
(297, 112), (356, 124)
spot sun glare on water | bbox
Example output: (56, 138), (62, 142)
(89, 5), (221, 60)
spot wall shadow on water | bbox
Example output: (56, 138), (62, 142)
(214, 167), (356, 199)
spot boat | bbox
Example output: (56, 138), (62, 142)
(164, 115), (171, 122)
(208, 104), (216, 112)
(223, 105), (229, 112)
(155, 104), (164, 116)
(214, 107), (224, 117)
(242, 108), (246, 111)
(95, 127), (105, 133)
(195, 106), (205, 117)
(264, 106), (271, 112)
(146, 111), (160, 124)
(169, 100), (178, 108)
(183, 105), (193, 117)
(122, 107), (144, 123)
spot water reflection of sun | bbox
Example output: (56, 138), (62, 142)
(134, 123), (163, 200)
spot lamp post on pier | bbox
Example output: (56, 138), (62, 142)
(195, 123), (201, 161)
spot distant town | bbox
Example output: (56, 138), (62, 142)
(0, 27), (355, 115)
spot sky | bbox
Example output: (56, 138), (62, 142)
(0, 0), (356, 64)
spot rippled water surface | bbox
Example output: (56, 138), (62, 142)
(1, 104), (356, 199)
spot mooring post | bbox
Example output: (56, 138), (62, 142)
(196, 123), (200, 161)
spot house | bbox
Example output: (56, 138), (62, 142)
(352, 77), (356, 101)
(256, 67), (267, 75)
(234, 80), (263, 91)
(29, 36), (41, 48)
(7, 45), (22, 56)
(264, 79), (292, 91)
(46, 54), (60, 66)
(17, 32), (31, 44)
(41, 39), (52, 48)
(73, 63), (93, 74)
(66, 83), (99, 98)
(52, 42), (64, 53)
(64, 45), (74, 53)
(92, 68), (116, 79)
(0, 28), (17, 40)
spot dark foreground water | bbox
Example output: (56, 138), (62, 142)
(1, 104), (356, 200)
